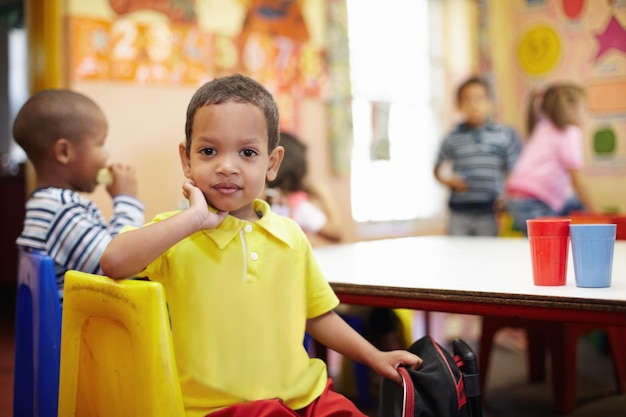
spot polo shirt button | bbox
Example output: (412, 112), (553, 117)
(251, 252), (259, 260)
(244, 224), (253, 232)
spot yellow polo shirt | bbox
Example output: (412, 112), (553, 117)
(132, 199), (339, 416)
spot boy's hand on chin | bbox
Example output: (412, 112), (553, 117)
(182, 179), (228, 230)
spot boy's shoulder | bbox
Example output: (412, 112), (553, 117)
(443, 123), (520, 149)
(484, 122), (518, 134)
(486, 123), (522, 145)
(26, 187), (94, 209)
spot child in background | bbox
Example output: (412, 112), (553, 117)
(100, 74), (421, 417)
(505, 82), (599, 235)
(432, 77), (521, 345)
(13, 89), (145, 298)
(266, 131), (342, 244)
(434, 76), (522, 236)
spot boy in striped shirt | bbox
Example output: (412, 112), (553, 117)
(13, 89), (145, 298)
(434, 77), (522, 236)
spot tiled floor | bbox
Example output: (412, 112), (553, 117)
(1, 292), (625, 417)
(354, 329), (626, 417)
(481, 335), (626, 417)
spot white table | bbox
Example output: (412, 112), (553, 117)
(314, 236), (626, 325)
(314, 236), (626, 414)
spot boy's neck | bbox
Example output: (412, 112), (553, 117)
(464, 120), (487, 129)
(34, 169), (76, 192)
(226, 201), (263, 222)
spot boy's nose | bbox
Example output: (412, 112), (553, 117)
(215, 155), (238, 175)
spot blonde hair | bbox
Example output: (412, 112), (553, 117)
(527, 83), (585, 135)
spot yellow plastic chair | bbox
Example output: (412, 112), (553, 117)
(393, 308), (415, 348)
(57, 271), (184, 417)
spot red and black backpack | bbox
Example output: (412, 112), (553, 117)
(379, 335), (483, 417)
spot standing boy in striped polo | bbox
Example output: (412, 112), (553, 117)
(434, 77), (522, 236)
(13, 89), (145, 299)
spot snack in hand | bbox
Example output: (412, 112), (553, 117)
(96, 168), (113, 186)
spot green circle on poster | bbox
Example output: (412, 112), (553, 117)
(594, 128), (616, 155)
(518, 25), (562, 76)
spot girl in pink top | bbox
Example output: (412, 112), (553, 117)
(266, 131), (343, 244)
(505, 83), (599, 234)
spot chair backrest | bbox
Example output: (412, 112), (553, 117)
(58, 271), (184, 417)
(13, 250), (62, 417)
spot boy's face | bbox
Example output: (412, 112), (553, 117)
(180, 102), (284, 221)
(67, 113), (109, 193)
(458, 84), (492, 128)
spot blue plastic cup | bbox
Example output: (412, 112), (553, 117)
(570, 224), (617, 288)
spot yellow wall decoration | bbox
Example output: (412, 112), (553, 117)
(517, 24), (562, 76)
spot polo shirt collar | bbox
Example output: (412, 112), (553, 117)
(203, 199), (295, 249)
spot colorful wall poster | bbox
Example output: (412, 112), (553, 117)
(68, 0), (329, 133)
(509, 0), (626, 177)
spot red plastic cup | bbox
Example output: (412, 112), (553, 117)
(527, 219), (571, 286)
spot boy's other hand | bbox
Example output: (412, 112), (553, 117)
(493, 197), (505, 214)
(106, 163), (139, 197)
(447, 174), (468, 192)
(371, 349), (423, 386)
(182, 179), (228, 230)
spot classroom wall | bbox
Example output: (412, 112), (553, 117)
(63, 0), (358, 241)
(26, 0), (624, 248)
(487, 0), (626, 212)
(62, 0), (477, 242)
(11, 0), (620, 289)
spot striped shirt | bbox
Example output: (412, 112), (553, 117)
(436, 123), (521, 211)
(16, 187), (145, 297)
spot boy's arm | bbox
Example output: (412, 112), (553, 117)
(434, 163), (468, 192)
(306, 311), (421, 385)
(100, 180), (228, 279)
(104, 163), (145, 235)
(108, 195), (145, 235)
(505, 127), (523, 173)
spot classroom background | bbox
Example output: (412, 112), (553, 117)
(0, 0), (625, 414)
(2, 0), (625, 257)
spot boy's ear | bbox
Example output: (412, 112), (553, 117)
(179, 142), (192, 178)
(266, 145), (284, 182)
(52, 138), (73, 165)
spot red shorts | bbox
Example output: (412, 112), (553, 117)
(208, 379), (367, 417)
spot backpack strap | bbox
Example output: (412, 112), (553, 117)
(432, 340), (467, 411)
(398, 367), (415, 417)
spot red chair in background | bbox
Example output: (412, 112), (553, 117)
(480, 212), (626, 414)
(609, 215), (626, 240)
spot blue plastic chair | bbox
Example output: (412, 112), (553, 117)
(13, 250), (62, 417)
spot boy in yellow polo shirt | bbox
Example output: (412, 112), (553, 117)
(101, 74), (421, 416)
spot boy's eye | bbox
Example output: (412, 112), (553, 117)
(200, 147), (216, 156)
(240, 149), (257, 158)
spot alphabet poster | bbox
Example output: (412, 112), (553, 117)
(68, 0), (328, 132)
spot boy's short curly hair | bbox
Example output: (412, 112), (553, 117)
(456, 76), (492, 104)
(184, 74), (280, 155)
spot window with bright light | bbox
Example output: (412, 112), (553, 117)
(347, 0), (445, 222)
(8, 27), (28, 165)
